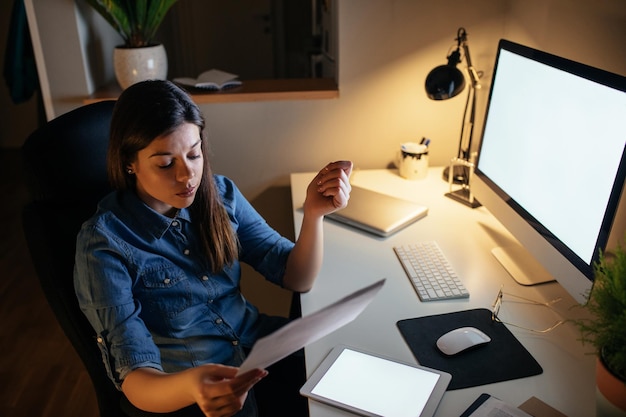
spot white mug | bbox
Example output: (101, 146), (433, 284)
(397, 142), (428, 180)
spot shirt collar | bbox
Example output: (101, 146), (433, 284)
(121, 191), (192, 239)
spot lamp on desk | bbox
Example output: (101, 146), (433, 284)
(425, 27), (481, 208)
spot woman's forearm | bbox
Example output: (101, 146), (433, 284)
(283, 161), (353, 293)
(122, 365), (266, 416)
(122, 367), (198, 412)
(283, 213), (324, 292)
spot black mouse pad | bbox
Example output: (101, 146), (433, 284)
(396, 308), (542, 390)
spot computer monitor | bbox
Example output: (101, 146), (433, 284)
(472, 39), (626, 304)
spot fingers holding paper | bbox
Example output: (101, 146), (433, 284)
(195, 365), (267, 417)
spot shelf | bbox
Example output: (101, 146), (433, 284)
(84, 78), (339, 104)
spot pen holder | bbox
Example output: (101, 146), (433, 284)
(397, 142), (429, 180)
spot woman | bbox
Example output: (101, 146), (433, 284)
(73, 80), (352, 417)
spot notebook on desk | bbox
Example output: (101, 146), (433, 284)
(325, 185), (428, 237)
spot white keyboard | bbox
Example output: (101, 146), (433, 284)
(393, 241), (469, 301)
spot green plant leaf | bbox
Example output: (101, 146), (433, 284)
(576, 240), (626, 381)
(85, 0), (177, 48)
(144, 0), (178, 46)
(85, 0), (132, 44)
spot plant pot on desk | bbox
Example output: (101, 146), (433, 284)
(596, 355), (626, 416)
(113, 44), (168, 90)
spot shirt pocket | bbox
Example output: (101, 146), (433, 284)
(138, 265), (192, 320)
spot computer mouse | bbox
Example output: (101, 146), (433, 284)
(436, 327), (491, 356)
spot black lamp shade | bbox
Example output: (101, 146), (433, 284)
(425, 65), (466, 100)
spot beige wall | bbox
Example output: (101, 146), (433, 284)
(20, 0), (626, 199)
(206, 0), (626, 199)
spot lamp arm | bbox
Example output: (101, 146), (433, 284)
(458, 86), (474, 161)
(457, 28), (480, 161)
(462, 42), (481, 89)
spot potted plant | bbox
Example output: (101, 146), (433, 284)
(85, 0), (178, 89)
(576, 239), (626, 415)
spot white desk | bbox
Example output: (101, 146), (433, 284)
(290, 167), (595, 417)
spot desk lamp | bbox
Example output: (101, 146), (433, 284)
(425, 27), (481, 208)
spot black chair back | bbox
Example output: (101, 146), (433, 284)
(22, 100), (216, 417)
(21, 101), (124, 417)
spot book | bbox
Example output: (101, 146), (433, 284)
(173, 69), (242, 90)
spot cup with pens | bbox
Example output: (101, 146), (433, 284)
(397, 138), (430, 180)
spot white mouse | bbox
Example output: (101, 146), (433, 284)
(436, 327), (491, 356)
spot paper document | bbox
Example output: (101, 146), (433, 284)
(237, 279), (385, 375)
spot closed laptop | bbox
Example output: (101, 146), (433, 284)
(326, 186), (428, 237)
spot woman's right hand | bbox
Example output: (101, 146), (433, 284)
(122, 365), (267, 417)
(193, 365), (268, 417)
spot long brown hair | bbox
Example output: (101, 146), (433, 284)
(107, 80), (238, 272)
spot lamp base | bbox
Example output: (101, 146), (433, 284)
(445, 188), (481, 208)
(442, 165), (468, 184)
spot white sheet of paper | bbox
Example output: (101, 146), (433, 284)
(237, 279), (385, 375)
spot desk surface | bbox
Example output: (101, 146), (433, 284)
(290, 168), (594, 417)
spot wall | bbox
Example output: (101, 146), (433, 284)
(0, 0), (41, 148)
(198, 0), (504, 198)
(206, 0), (626, 199)
(23, 0), (626, 198)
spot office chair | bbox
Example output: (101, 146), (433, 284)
(21, 100), (127, 417)
(21, 101), (237, 417)
(21, 100), (189, 417)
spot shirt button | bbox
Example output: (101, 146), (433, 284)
(208, 299), (214, 303)
(171, 220), (179, 227)
(232, 340), (239, 346)
(163, 278), (171, 284)
(202, 275), (209, 281)
(183, 249), (190, 256)
(215, 318), (223, 324)
(96, 337), (104, 344)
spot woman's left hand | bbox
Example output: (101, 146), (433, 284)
(304, 161), (353, 218)
(283, 160), (353, 293)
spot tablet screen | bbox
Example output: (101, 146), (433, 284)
(300, 346), (451, 417)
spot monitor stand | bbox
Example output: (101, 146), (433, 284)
(491, 245), (556, 286)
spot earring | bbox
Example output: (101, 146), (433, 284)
(127, 168), (134, 174)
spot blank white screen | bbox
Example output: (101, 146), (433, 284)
(310, 349), (440, 417)
(478, 50), (626, 264)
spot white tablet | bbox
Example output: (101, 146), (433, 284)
(300, 345), (451, 417)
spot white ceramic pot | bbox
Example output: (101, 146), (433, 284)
(113, 44), (168, 90)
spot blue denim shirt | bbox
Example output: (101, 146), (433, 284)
(74, 175), (295, 390)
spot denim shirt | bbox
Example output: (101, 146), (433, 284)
(73, 175), (295, 390)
